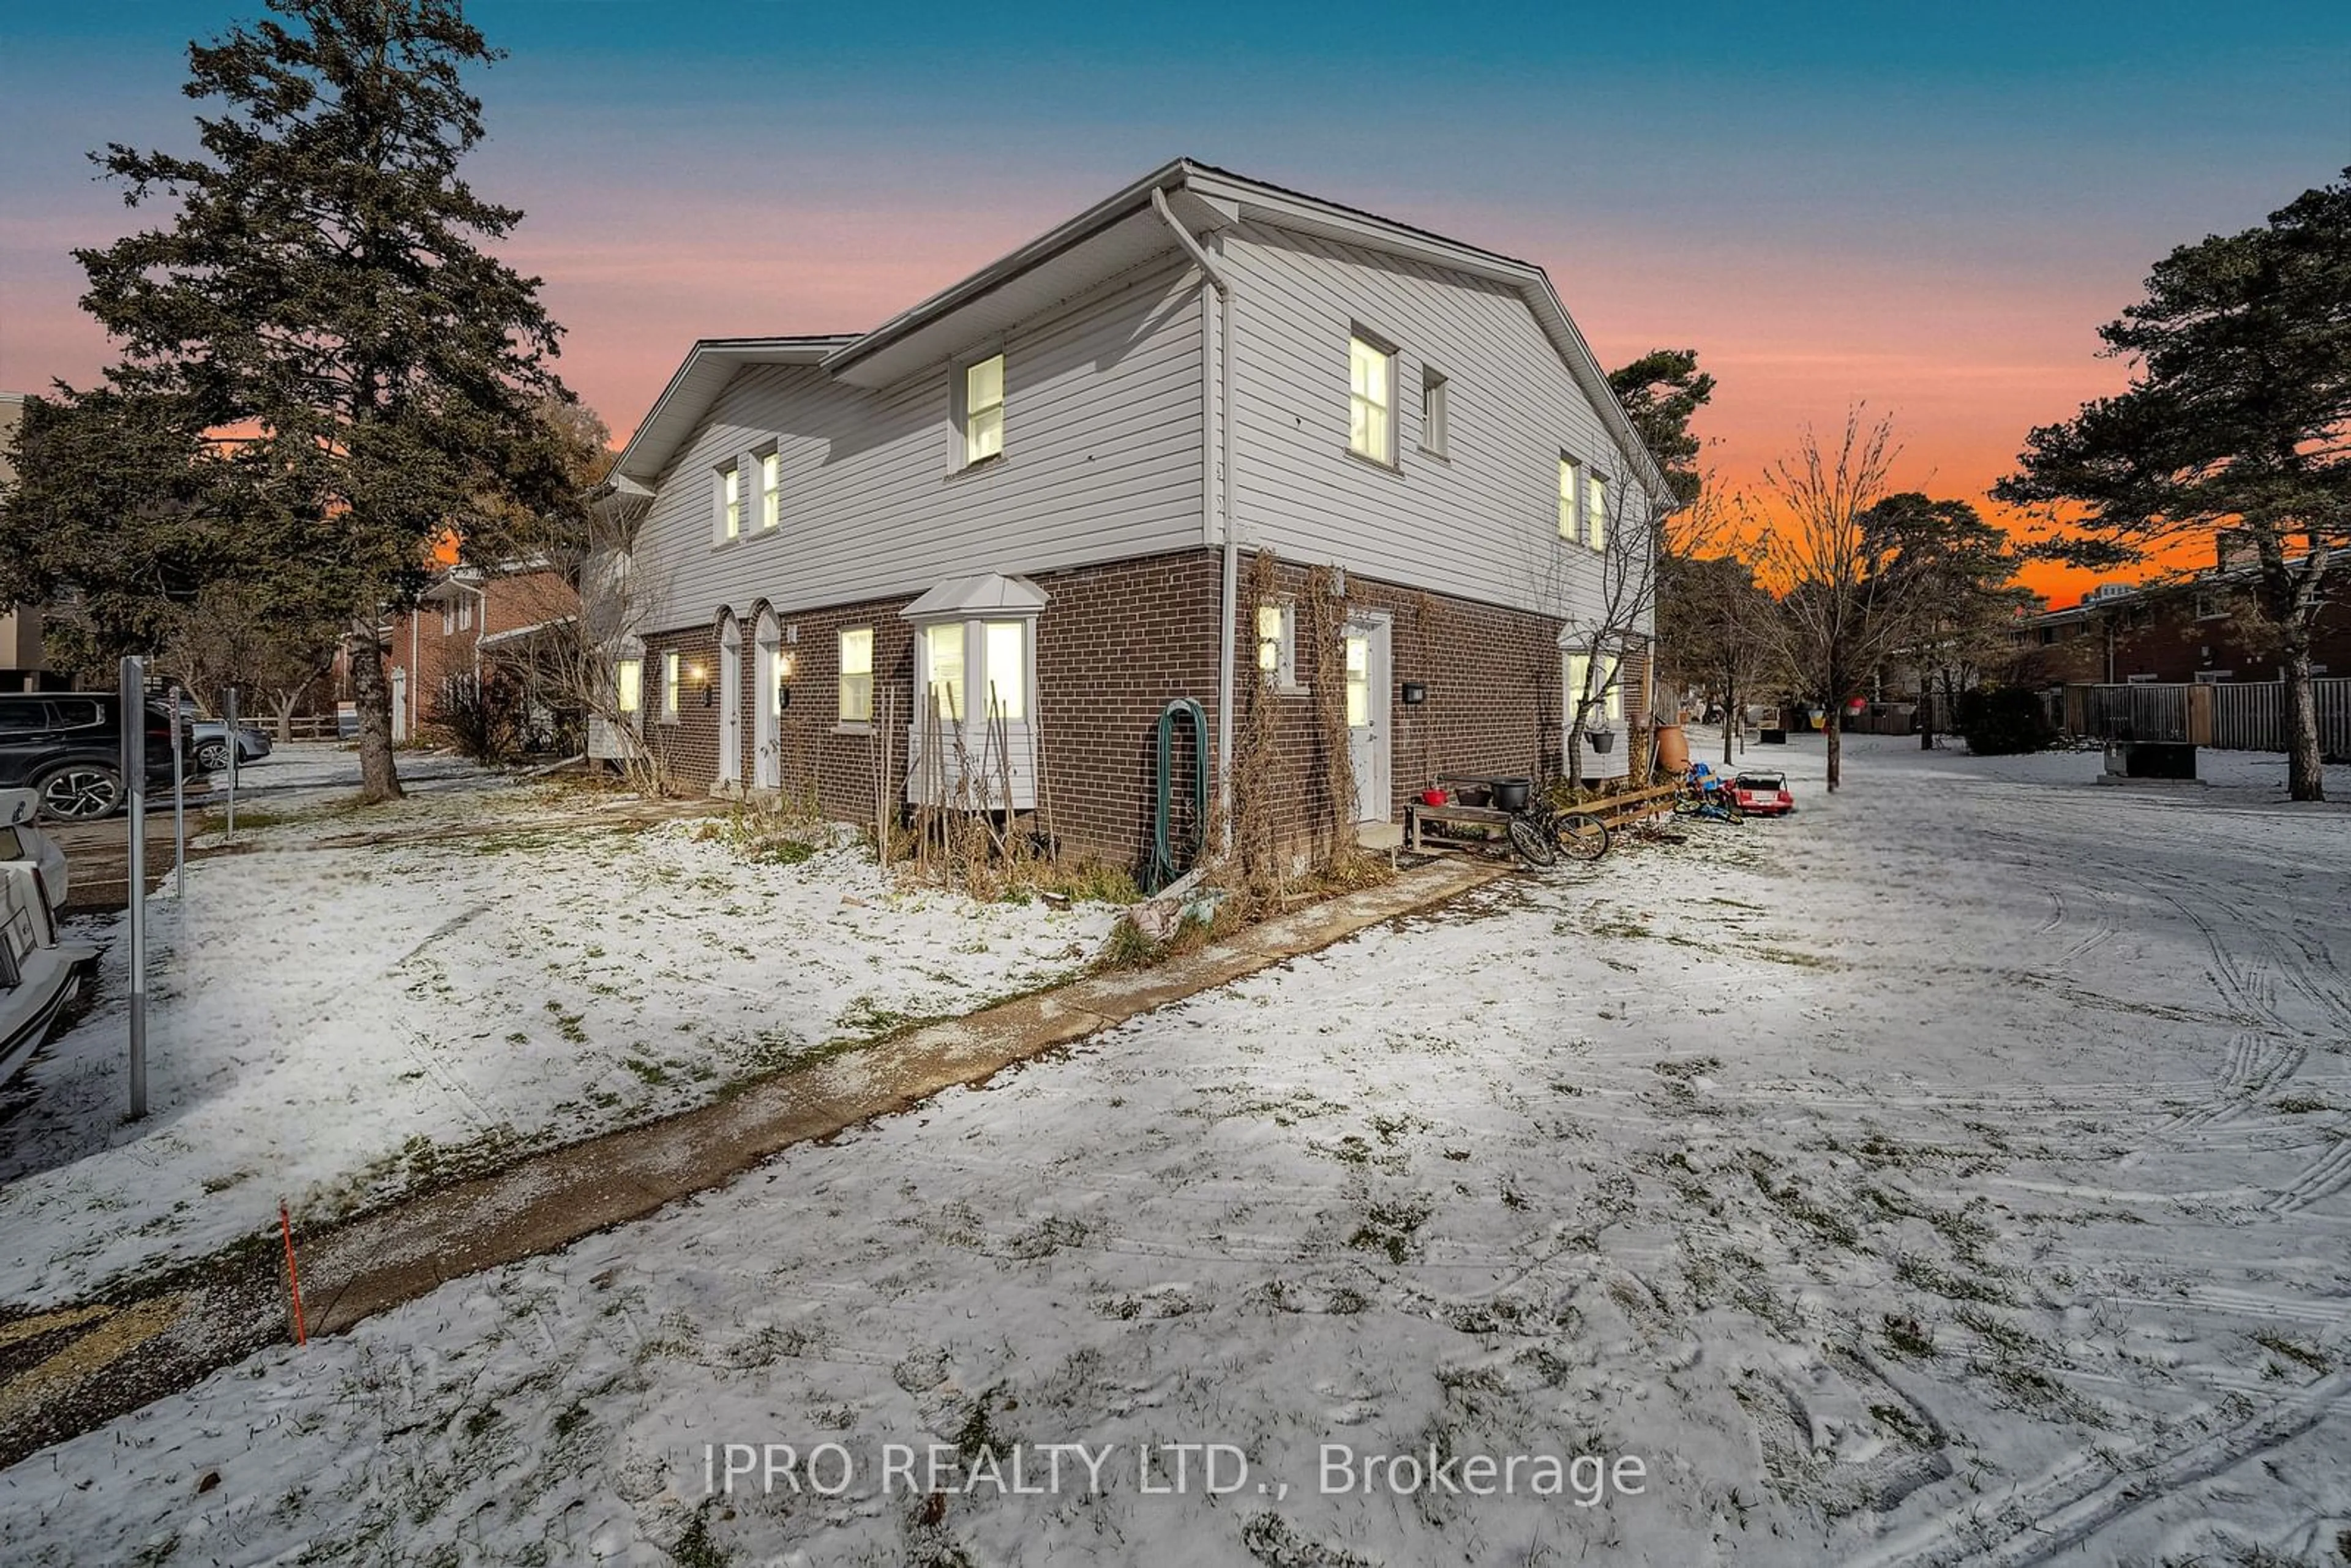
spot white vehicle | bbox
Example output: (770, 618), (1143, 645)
(1, 787), (96, 1086)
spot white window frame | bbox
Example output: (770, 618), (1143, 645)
(1586, 469), (1610, 552)
(1420, 366), (1449, 458)
(716, 461), (741, 543)
(457, 599), (473, 632)
(662, 649), (682, 721)
(912, 615), (1035, 726)
(958, 352), (1005, 469)
(615, 657), (643, 716)
(1567, 650), (1623, 729)
(838, 626), (874, 730)
(1255, 601), (1301, 692)
(440, 606), (455, 636)
(980, 620), (1029, 721)
(1348, 331), (1397, 466)
(1559, 456), (1581, 540)
(758, 448), (781, 531)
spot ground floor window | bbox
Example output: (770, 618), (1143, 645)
(839, 627), (873, 724)
(615, 658), (642, 715)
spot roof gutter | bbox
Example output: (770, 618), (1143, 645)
(1152, 186), (1240, 857)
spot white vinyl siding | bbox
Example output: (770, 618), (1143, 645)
(1221, 221), (1648, 623)
(632, 261), (1202, 630)
(1348, 334), (1394, 464)
(838, 628), (873, 725)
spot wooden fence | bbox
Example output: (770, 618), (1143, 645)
(2063, 680), (2351, 759)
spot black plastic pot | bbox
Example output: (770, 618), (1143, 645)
(1587, 730), (1616, 754)
(1490, 776), (1532, 811)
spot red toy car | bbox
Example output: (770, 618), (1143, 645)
(1730, 770), (1793, 816)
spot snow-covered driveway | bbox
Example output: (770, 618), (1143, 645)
(4, 737), (2347, 1566)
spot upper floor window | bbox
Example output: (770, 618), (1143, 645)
(1585, 471), (1609, 552)
(718, 462), (741, 542)
(962, 354), (1005, 467)
(1558, 457), (1580, 540)
(1420, 367), (1449, 457)
(1349, 334), (1395, 464)
(759, 450), (781, 530)
(839, 628), (874, 726)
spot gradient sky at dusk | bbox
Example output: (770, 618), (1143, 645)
(4, 1), (2347, 604)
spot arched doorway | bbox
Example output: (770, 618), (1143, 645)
(718, 613), (743, 787)
(754, 610), (782, 792)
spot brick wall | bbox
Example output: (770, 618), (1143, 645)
(639, 548), (1580, 868)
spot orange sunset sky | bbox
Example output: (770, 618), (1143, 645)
(4, 2), (2346, 608)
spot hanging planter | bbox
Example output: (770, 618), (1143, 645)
(1586, 729), (1617, 754)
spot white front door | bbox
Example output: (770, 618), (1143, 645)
(718, 618), (743, 785)
(1343, 617), (1391, 823)
(754, 618), (781, 790)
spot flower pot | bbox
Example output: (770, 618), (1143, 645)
(1490, 777), (1532, 811)
(1419, 787), (1449, 807)
(1587, 730), (1616, 754)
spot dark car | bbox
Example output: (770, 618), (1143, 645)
(0, 693), (186, 823)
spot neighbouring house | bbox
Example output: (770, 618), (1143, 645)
(598, 159), (1671, 866)
(2012, 538), (2350, 688)
(380, 561), (582, 748)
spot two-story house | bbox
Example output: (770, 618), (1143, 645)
(602, 159), (1669, 864)
(381, 561), (582, 745)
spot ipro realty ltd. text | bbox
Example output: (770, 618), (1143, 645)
(702, 1441), (1649, 1506)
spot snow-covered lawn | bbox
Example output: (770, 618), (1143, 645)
(5, 737), (2349, 1566)
(0, 751), (1113, 1307)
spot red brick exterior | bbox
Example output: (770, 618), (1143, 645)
(2014, 586), (2351, 686)
(636, 548), (1608, 869)
(382, 568), (579, 739)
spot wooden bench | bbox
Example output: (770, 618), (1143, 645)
(1403, 800), (1517, 852)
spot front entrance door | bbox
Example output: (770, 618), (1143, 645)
(1343, 616), (1391, 823)
(754, 614), (781, 791)
(389, 667), (407, 743)
(718, 617), (743, 786)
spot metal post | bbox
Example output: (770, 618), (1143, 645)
(225, 688), (239, 843)
(120, 656), (148, 1120)
(170, 683), (186, 898)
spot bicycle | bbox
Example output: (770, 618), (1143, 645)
(1505, 795), (1611, 868)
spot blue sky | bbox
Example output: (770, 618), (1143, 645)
(4, 0), (2345, 596)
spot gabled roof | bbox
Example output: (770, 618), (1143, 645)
(610, 336), (858, 492)
(610, 161), (1672, 501)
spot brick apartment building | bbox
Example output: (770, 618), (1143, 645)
(2014, 543), (2349, 688)
(598, 159), (1670, 866)
(380, 563), (580, 745)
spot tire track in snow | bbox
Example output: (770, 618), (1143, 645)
(2270, 1136), (2351, 1215)
(2163, 1035), (2309, 1131)
(1852, 1371), (2351, 1568)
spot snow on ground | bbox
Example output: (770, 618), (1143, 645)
(0, 749), (1112, 1307)
(5, 737), (2350, 1566)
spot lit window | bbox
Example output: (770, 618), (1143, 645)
(838, 628), (873, 724)
(759, 451), (780, 530)
(662, 650), (681, 718)
(719, 463), (740, 541)
(1558, 457), (1580, 539)
(1255, 602), (1297, 688)
(1569, 652), (1622, 727)
(1586, 471), (1608, 552)
(964, 354), (1005, 466)
(924, 622), (966, 719)
(615, 658), (642, 715)
(1420, 367), (1449, 457)
(1349, 336), (1393, 463)
(1343, 634), (1371, 727)
(981, 620), (1026, 721)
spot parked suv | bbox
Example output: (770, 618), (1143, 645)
(0, 693), (186, 823)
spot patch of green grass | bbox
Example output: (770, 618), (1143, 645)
(1895, 1253), (2011, 1305)
(1880, 1313), (1935, 1360)
(1742, 943), (1840, 969)
(2271, 1095), (2338, 1115)
(2251, 1331), (2332, 1374)
(1348, 1197), (1432, 1264)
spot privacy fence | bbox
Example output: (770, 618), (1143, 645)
(2060, 680), (2351, 760)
